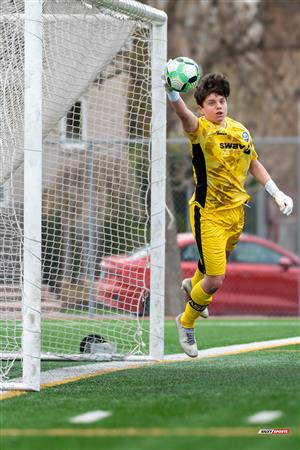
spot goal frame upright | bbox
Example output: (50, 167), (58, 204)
(0, 0), (167, 392)
(1, 0), (43, 392)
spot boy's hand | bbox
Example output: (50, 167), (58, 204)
(161, 59), (173, 92)
(265, 180), (293, 216)
(273, 191), (293, 216)
(161, 60), (180, 102)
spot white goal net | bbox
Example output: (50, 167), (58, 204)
(0, 0), (166, 390)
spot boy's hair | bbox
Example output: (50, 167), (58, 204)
(194, 73), (230, 106)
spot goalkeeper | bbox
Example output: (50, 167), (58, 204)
(163, 66), (293, 358)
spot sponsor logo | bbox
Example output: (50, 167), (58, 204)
(220, 143), (246, 150)
(258, 429), (290, 435)
(219, 142), (251, 155)
(242, 131), (249, 142)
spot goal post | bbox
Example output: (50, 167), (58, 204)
(149, 19), (167, 359)
(22, 0), (43, 392)
(0, 0), (167, 391)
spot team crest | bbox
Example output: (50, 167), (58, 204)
(242, 131), (249, 142)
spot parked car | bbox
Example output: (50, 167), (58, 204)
(98, 233), (299, 316)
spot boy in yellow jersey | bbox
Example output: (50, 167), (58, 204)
(164, 69), (293, 358)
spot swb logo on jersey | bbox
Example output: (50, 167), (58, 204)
(220, 142), (246, 150)
(220, 142), (251, 155)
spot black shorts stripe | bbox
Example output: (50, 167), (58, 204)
(192, 143), (207, 208)
(194, 206), (206, 274)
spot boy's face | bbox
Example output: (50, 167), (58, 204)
(199, 93), (227, 126)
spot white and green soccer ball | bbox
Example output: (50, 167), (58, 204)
(166, 57), (201, 93)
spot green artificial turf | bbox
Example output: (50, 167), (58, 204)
(2, 318), (300, 379)
(164, 318), (300, 354)
(1, 318), (299, 450)
(1, 349), (300, 450)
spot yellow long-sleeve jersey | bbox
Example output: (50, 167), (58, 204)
(186, 116), (258, 211)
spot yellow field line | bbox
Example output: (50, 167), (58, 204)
(42, 364), (144, 389)
(1, 426), (299, 437)
(0, 390), (27, 400)
(0, 364), (144, 401)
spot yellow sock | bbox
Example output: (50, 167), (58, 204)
(191, 268), (204, 289)
(190, 282), (212, 306)
(181, 282), (212, 328)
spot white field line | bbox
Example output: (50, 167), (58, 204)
(162, 336), (300, 362)
(69, 410), (112, 424)
(172, 322), (300, 327)
(246, 411), (283, 424)
(1, 336), (299, 400)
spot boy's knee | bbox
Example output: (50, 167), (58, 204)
(202, 275), (225, 295)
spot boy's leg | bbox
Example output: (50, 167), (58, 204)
(181, 203), (209, 320)
(181, 267), (204, 299)
(180, 204), (226, 328)
(181, 272), (227, 328)
(176, 275), (220, 357)
(180, 281), (212, 327)
(181, 268), (209, 319)
(176, 205), (224, 356)
(177, 205), (244, 356)
(191, 267), (205, 287)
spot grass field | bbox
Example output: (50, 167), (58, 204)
(1, 317), (300, 450)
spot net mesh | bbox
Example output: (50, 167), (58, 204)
(0, 0), (154, 381)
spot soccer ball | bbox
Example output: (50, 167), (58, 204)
(166, 57), (201, 93)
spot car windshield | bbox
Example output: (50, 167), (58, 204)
(180, 240), (295, 266)
(180, 244), (199, 261)
(228, 241), (282, 265)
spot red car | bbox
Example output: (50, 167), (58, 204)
(98, 233), (299, 316)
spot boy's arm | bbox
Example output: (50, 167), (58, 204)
(162, 60), (198, 133)
(168, 95), (199, 133)
(249, 159), (293, 216)
(249, 159), (271, 186)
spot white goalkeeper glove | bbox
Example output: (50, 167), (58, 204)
(265, 179), (293, 216)
(161, 59), (180, 102)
